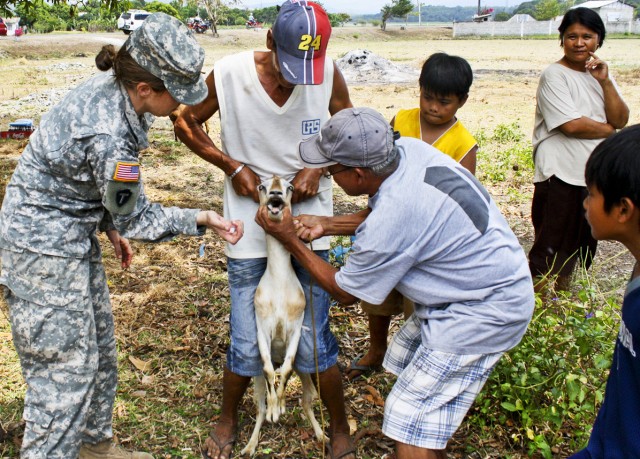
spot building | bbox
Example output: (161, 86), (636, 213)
(454, 0), (638, 37)
(507, 14), (535, 23)
(571, 0), (635, 23)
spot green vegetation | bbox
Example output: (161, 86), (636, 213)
(380, 0), (414, 31)
(15, 0), (117, 33)
(470, 279), (618, 458)
(534, 0), (562, 21)
(477, 122), (534, 188)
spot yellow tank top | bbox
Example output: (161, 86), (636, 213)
(394, 107), (476, 163)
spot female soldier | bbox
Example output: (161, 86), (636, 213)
(529, 7), (628, 291)
(0, 13), (243, 459)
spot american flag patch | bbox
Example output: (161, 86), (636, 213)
(113, 162), (140, 182)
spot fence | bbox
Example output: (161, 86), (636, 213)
(453, 19), (640, 37)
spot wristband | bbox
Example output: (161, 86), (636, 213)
(229, 164), (245, 180)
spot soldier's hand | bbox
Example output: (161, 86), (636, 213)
(197, 211), (244, 245)
(106, 229), (134, 269)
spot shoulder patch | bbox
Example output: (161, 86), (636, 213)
(113, 162), (140, 182)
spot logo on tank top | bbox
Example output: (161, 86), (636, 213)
(302, 119), (321, 136)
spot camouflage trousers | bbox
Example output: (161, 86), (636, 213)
(0, 248), (117, 458)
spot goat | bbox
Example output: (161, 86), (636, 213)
(240, 176), (327, 456)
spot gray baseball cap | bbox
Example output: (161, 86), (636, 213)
(126, 12), (207, 105)
(299, 107), (396, 168)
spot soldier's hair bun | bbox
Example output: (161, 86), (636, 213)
(95, 45), (117, 71)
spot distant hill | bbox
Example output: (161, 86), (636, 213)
(350, 0), (638, 24)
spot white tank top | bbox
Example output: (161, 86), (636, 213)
(214, 51), (334, 258)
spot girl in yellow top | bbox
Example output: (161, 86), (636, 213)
(391, 52), (478, 174)
(347, 52), (479, 381)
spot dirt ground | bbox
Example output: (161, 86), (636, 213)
(1, 26), (640, 458)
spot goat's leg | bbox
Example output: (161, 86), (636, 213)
(274, 323), (303, 418)
(240, 375), (267, 456)
(256, 325), (279, 422)
(298, 372), (330, 443)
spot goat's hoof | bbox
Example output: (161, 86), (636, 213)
(240, 444), (256, 456)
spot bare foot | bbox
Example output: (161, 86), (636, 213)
(328, 431), (356, 459)
(202, 421), (236, 459)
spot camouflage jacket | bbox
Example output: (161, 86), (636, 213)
(0, 71), (202, 259)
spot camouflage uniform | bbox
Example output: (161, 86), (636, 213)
(0, 13), (208, 459)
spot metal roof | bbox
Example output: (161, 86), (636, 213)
(572, 1), (625, 9)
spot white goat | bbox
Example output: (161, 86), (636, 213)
(240, 176), (327, 456)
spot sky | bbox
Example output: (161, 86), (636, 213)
(242, 1), (516, 15)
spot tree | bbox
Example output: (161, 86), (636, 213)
(494, 11), (511, 21)
(512, 1), (537, 17)
(534, 0), (561, 20)
(2, 0), (120, 17)
(380, 0), (414, 31)
(328, 12), (350, 27)
(252, 6), (278, 25)
(145, 1), (182, 20)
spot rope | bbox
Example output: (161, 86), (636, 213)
(308, 238), (327, 458)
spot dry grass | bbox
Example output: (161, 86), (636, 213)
(1, 26), (640, 458)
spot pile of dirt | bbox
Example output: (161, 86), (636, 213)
(336, 49), (418, 85)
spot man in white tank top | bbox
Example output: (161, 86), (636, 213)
(175, 2), (354, 458)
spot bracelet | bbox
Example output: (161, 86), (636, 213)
(229, 164), (245, 180)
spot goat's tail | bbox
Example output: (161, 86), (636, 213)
(271, 338), (286, 367)
(271, 322), (286, 366)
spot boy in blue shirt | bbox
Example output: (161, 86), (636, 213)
(571, 124), (640, 458)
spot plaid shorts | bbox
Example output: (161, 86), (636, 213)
(382, 314), (503, 449)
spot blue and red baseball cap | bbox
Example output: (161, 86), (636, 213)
(272, 1), (331, 85)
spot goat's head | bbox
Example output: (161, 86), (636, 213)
(258, 176), (294, 222)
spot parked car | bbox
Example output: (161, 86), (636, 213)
(117, 10), (150, 35)
(0, 18), (8, 36)
(1, 119), (36, 140)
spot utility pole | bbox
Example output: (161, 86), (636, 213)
(417, 1), (422, 26)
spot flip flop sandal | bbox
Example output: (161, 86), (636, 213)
(201, 429), (236, 459)
(326, 432), (357, 459)
(346, 354), (383, 381)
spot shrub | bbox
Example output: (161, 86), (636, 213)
(469, 279), (618, 457)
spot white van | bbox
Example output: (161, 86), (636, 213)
(117, 10), (151, 34)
